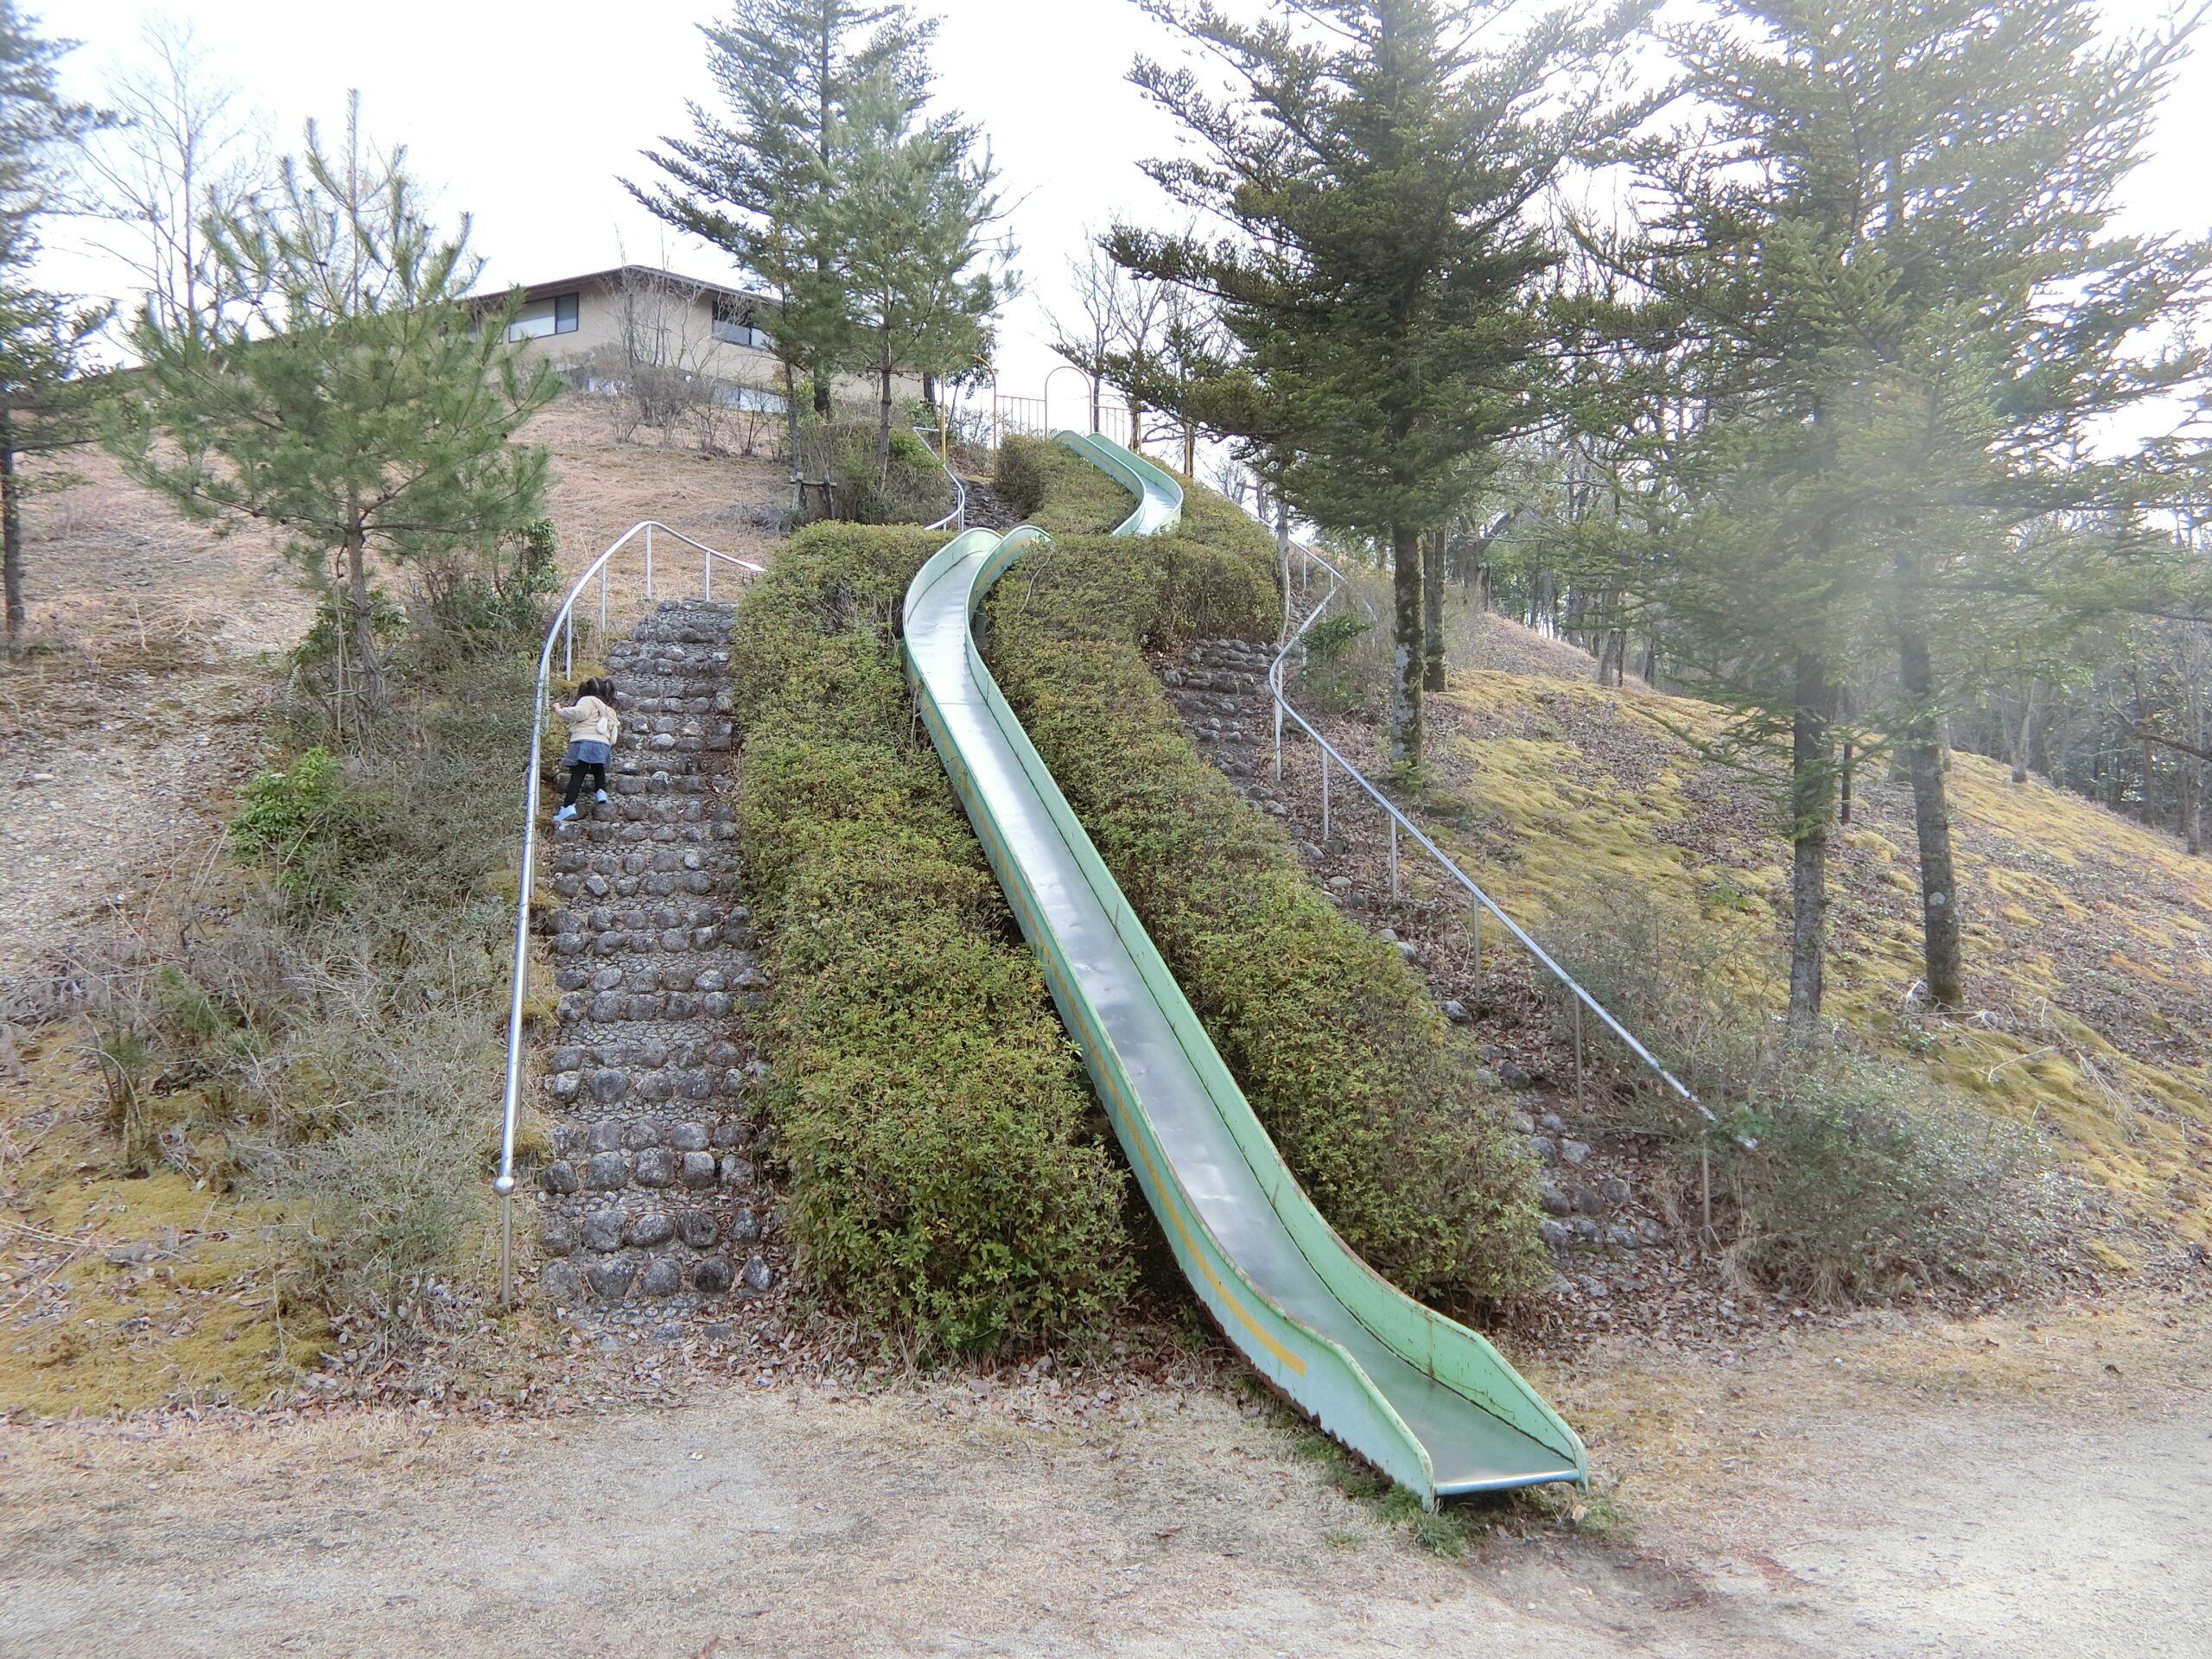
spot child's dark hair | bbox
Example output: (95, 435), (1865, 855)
(579, 676), (616, 702)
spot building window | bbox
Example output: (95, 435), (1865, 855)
(507, 291), (580, 342)
(711, 294), (772, 350)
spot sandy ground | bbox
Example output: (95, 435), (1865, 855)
(0, 395), (780, 1000)
(1, 1302), (2203, 1659)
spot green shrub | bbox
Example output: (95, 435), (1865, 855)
(728, 524), (1135, 1353)
(226, 747), (378, 904)
(983, 520), (1546, 1306)
(1534, 885), (2048, 1303)
(994, 434), (1136, 533)
(795, 417), (956, 526)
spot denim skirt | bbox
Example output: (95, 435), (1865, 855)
(563, 740), (611, 766)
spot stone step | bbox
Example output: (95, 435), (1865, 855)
(551, 819), (733, 847)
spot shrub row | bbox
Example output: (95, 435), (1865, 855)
(727, 524), (1134, 1354)
(982, 477), (1545, 1305)
(993, 434), (1140, 534)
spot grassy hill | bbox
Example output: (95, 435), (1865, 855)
(1308, 593), (2211, 1248)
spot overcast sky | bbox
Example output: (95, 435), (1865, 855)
(36, 0), (2212, 433)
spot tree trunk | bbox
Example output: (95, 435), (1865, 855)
(343, 519), (385, 734)
(1787, 653), (1839, 1035)
(875, 351), (895, 480)
(1897, 615), (1963, 1009)
(1181, 421), (1194, 477)
(782, 359), (802, 513)
(1, 405), (21, 645)
(2010, 680), (2039, 784)
(1389, 523), (1423, 772)
(1421, 529), (1446, 692)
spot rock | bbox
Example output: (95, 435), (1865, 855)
(719, 1155), (755, 1188)
(741, 1255), (772, 1293)
(1635, 1217), (1667, 1247)
(586, 1121), (623, 1154)
(582, 1211), (626, 1252)
(1498, 1061), (1535, 1090)
(1538, 1114), (1567, 1134)
(633, 1148), (677, 1188)
(1539, 1218), (1573, 1250)
(1527, 1135), (1558, 1163)
(693, 969), (727, 993)
(588, 1261), (636, 1300)
(584, 1152), (631, 1191)
(1605, 1224), (1641, 1250)
(692, 1258), (735, 1294)
(626, 1211), (676, 1247)
(679, 1151), (720, 1189)
(540, 1160), (580, 1196)
(541, 1222), (578, 1256)
(1394, 941), (1417, 962)
(1441, 1000), (1470, 1024)
(588, 1069), (629, 1105)
(1570, 1186), (1606, 1216)
(624, 1117), (667, 1149)
(1537, 1183), (1573, 1217)
(1572, 1216), (1603, 1242)
(1598, 1177), (1632, 1205)
(728, 1205), (760, 1242)
(541, 1262), (582, 1305)
(639, 1258), (684, 1297)
(677, 1210), (720, 1249)
(1510, 1112), (1535, 1135)
(670, 1122), (709, 1152)
(1560, 1139), (1592, 1167)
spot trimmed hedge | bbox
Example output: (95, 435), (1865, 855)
(984, 481), (1544, 1303)
(994, 434), (1137, 534)
(728, 525), (1133, 1353)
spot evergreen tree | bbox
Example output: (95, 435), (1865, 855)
(0, 0), (108, 645)
(834, 71), (1007, 473)
(1625, 0), (2212, 1013)
(105, 98), (560, 738)
(1099, 0), (1645, 772)
(626, 0), (934, 463)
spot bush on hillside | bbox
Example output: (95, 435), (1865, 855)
(794, 417), (956, 527)
(984, 522), (1547, 1306)
(993, 434), (1137, 533)
(1534, 885), (2049, 1303)
(728, 524), (1135, 1353)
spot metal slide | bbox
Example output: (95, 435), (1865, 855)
(901, 432), (1585, 1504)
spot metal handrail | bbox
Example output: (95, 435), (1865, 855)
(1263, 537), (1723, 1133)
(917, 425), (967, 534)
(492, 519), (767, 1303)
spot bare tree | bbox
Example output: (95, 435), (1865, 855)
(84, 17), (267, 335)
(573, 266), (783, 457)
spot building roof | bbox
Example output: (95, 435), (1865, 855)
(465, 263), (772, 310)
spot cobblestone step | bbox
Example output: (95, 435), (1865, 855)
(530, 597), (768, 1329)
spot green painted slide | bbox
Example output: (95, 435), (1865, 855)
(900, 431), (1585, 1505)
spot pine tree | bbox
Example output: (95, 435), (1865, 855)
(0, 0), (108, 645)
(626, 0), (934, 464)
(1100, 0), (1644, 772)
(105, 98), (560, 738)
(834, 70), (1008, 474)
(1627, 0), (2212, 1014)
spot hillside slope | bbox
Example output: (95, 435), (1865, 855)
(1299, 608), (2210, 1244)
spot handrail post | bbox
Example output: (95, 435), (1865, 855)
(1321, 749), (1331, 842)
(645, 524), (654, 599)
(563, 611), (572, 678)
(1389, 817), (1399, 901)
(1573, 999), (1585, 1105)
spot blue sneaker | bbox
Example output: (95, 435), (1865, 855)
(594, 790), (608, 804)
(551, 804), (577, 823)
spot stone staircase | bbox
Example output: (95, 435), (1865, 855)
(528, 599), (772, 1332)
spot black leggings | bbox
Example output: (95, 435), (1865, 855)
(562, 759), (607, 809)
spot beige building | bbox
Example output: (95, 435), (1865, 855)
(469, 264), (925, 417)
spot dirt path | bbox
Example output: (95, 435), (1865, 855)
(3, 1304), (2203, 1658)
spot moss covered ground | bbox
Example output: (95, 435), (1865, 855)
(1398, 653), (2212, 1245)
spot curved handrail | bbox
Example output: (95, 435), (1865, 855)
(916, 424), (967, 535)
(492, 520), (766, 1301)
(1264, 537), (1726, 1134)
